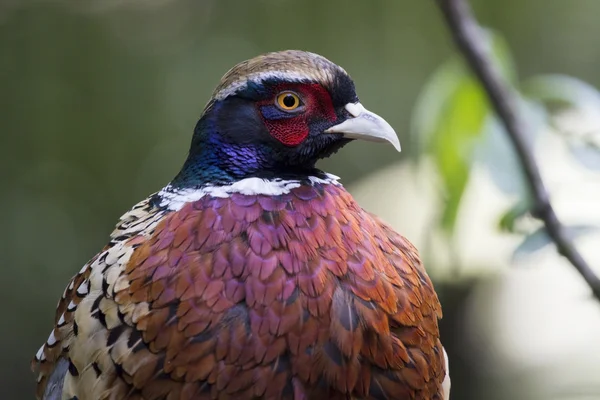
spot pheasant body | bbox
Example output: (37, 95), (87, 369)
(33, 50), (449, 400)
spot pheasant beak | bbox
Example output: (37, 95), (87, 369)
(325, 102), (401, 152)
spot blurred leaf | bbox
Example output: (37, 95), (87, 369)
(473, 32), (545, 199)
(498, 200), (531, 232)
(569, 138), (600, 171)
(410, 59), (465, 160)
(523, 75), (600, 171)
(522, 74), (600, 113)
(513, 228), (551, 259)
(512, 225), (598, 260)
(411, 29), (517, 159)
(475, 99), (545, 198)
(411, 30), (518, 233)
(434, 80), (488, 231)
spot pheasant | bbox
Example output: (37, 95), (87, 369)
(32, 50), (450, 400)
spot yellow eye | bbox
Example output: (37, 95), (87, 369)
(276, 92), (301, 111)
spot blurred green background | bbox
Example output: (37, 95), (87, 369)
(3, 1), (600, 399)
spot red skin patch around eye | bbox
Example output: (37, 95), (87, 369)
(265, 118), (310, 146)
(260, 83), (337, 147)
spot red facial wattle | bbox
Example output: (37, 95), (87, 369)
(259, 83), (338, 147)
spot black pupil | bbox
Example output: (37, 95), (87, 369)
(283, 94), (296, 108)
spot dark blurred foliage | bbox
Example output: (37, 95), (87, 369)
(2, 1), (600, 399)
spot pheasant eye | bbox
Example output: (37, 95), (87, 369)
(276, 92), (302, 111)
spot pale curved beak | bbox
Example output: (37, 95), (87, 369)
(325, 102), (401, 152)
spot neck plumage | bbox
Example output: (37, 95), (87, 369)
(170, 145), (325, 190)
(162, 117), (337, 211)
(169, 109), (322, 190)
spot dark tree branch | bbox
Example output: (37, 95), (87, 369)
(435, 0), (600, 301)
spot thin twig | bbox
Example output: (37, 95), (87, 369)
(435, 0), (600, 301)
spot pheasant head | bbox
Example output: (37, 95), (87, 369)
(171, 50), (400, 188)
